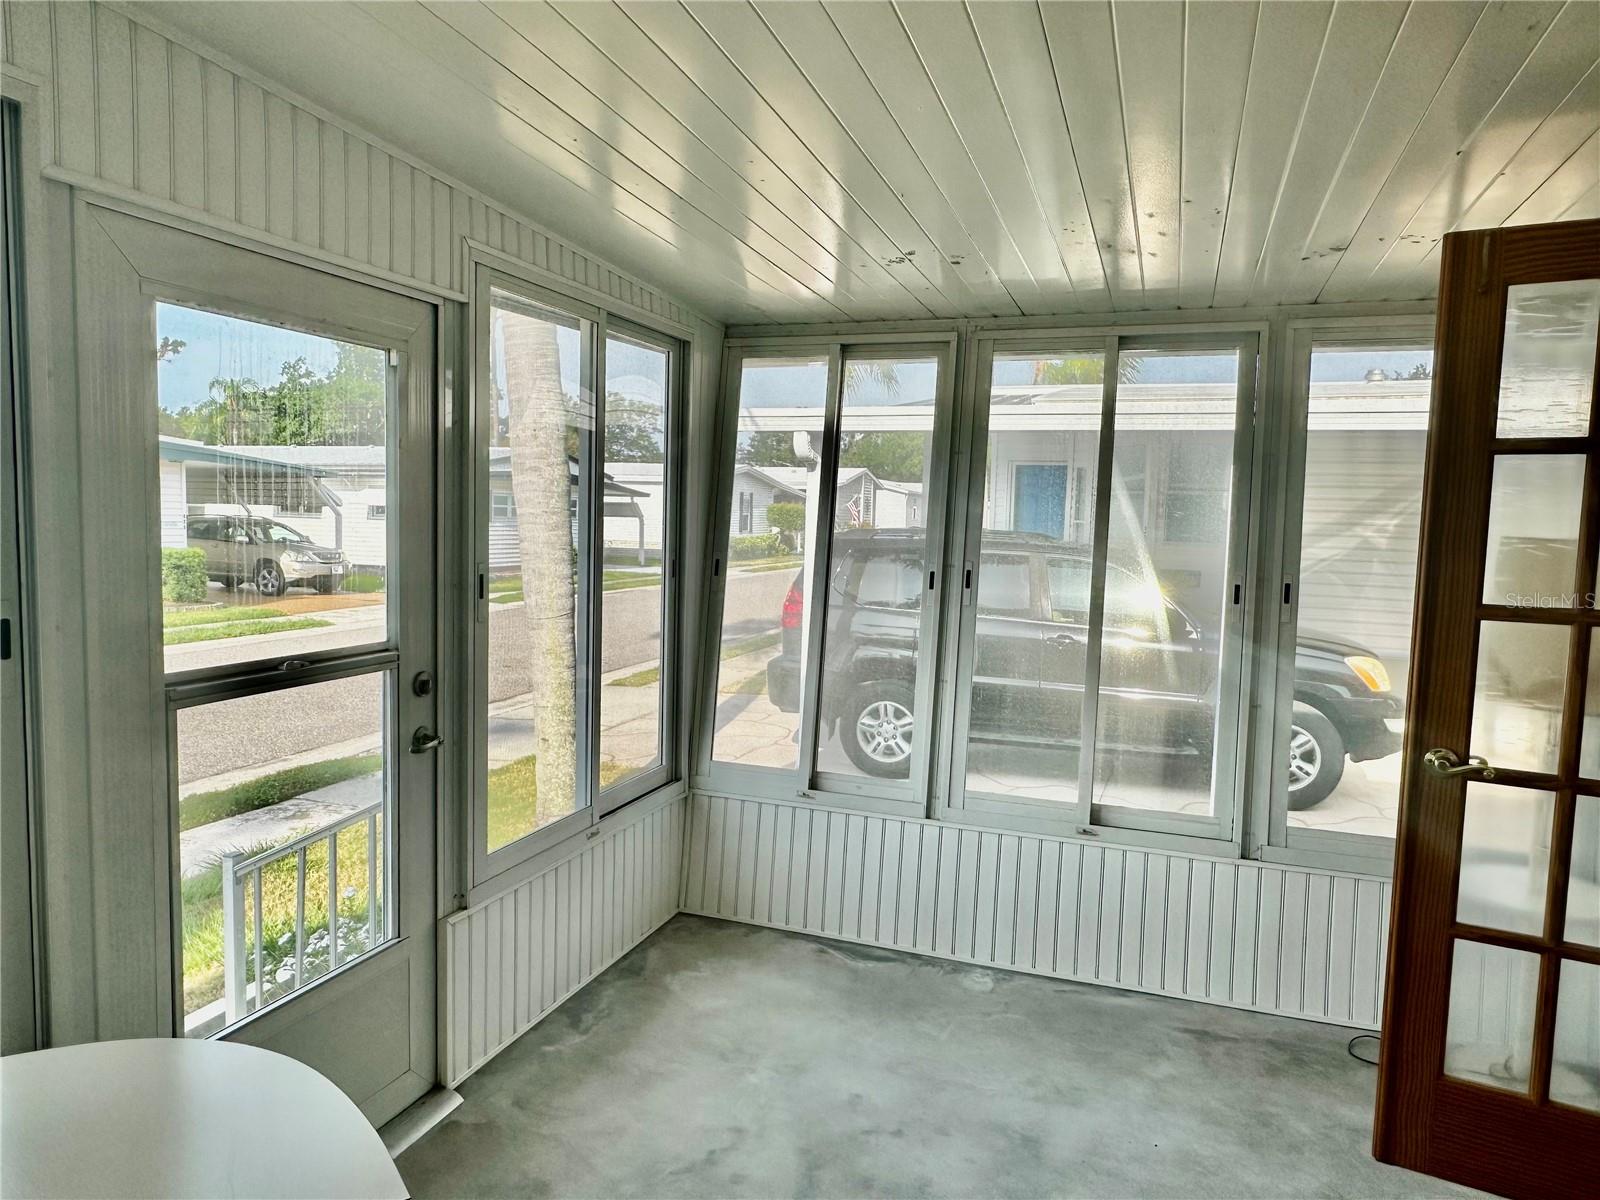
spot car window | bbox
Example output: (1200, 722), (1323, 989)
(1045, 558), (1089, 623)
(188, 518), (215, 540)
(977, 554), (1033, 618)
(851, 553), (922, 611)
(254, 520), (305, 543)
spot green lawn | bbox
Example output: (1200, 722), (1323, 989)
(182, 820), (380, 1018)
(486, 754), (634, 853)
(165, 605), (288, 627)
(164, 616), (332, 645)
(734, 558), (804, 573)
(178, 753), (382, 832)
(488, 570), (663, 604)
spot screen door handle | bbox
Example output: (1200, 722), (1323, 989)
(1423, 748), (1495, 781)
(410, 727), (444, 754)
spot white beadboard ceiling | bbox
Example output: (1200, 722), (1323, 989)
(133, 0), (1600, 325)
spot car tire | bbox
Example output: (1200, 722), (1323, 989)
(254, 560), (286, 598)
(314, 576), (338, 595)
(841, 679), (915, 779)
(1287, 703), (1345, 810)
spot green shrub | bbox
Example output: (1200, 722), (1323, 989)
(729, 533), (783, 560)
(341, 571), (386, 593)
(161, 548), (209, 603)
(765, 502), (804, 550)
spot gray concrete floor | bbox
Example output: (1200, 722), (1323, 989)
(398, 915), (1485, 1200)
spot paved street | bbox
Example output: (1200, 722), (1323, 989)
(171, 565), (796, 784)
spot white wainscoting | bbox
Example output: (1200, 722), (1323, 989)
(442, 794), (688, 1086)
(682, 793), (1394, 1029)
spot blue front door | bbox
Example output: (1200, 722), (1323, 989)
(1013, 465), (1068, 540)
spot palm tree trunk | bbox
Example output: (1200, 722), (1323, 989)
(500, 311), (578, 824)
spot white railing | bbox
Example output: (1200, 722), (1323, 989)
(220, 799), (384, 1023)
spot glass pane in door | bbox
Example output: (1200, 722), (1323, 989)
(1093, 350), (1239, 816)
(1495, 279), (1600, 438)
(1456, 783), (1554, 935)
(1287, 344), (1430, 837)
(709, 356), (828, 769)
(155, 304), (390, 671)
(1550, 960), (1600, 1113)
(813, 355), (939, 781)
(1568, 795), (1600, 946)
(1483, 455), (1585, 607)
(175, 675), (387, 1037)
(1470, 621), (1569, 774)
(1444, 939), (1540, 1093)
(599, 333), (669, 789)
(486, 290), (592, 850)
(961, 351), (1103, 804)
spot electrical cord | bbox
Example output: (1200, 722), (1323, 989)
(1348, 1033), (1380, 1066)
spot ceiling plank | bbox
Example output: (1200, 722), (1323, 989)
(1507, 129), (1600, 225)
(751, 0), (1020, 316)
(1244, 0), (1410, 307)
(816, 0), (1053, 314)
(892, 0), (1088, 313)
(964, 0), (1111, 312)
(357, 1), (852, 319)
(1317, 0), (1568, 301)
(1110, 0), (1187, 309)
(1038, 0), (1145, 310)
(1208, 0), (1335, 308)
(1366, 0), (1600, 289)
(1176, 0), (1258, 310)
(1442, 61), (1600, 234)
(607, 0), (987, 317)
(487, 1), (929, 318)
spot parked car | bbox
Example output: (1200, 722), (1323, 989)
(185, 514), (349, 598)
(765, 530), (1402, 809)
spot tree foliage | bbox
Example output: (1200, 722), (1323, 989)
(159, 344), (386, 445)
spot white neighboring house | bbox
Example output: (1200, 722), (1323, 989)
(729, 378), (1435, 668)
(159, 437), (653, 573)
(727, 464), (925, 546)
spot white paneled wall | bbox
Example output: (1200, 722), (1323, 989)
(682, 794), (1394, 1028)
(0, 1), (689, 321)
(443, 795), (687, 1086)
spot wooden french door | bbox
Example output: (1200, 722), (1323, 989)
(1376, 218), (1600, 1198)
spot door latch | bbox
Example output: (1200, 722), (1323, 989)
(410, 726), (444, 754)
(1423, 748), (1495, 781)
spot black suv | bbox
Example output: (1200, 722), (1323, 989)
(765, 530), (1403, 809)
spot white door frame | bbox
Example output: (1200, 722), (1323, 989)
(60, 198), (438, 1121)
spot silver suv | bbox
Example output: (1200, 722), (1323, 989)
(185, 515), (348, 598)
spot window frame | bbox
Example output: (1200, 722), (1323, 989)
(695, 334), (957, 818)
(936, 329), (1258, 852)
(469, 264), (687, 886)
(1251, 316), (1437, 877)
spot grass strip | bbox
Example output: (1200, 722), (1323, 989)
(178, 753), (382, 832)
(164, 617), (332, 645)
(164, 606), (288, 627)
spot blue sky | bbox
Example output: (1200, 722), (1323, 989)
(156, 303), (360, 412)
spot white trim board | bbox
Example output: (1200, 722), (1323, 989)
(681, 792), (1392, 1030)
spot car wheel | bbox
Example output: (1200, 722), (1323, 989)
(1287, 703), (1345, 810)
(254, 560), (286, 598)
(841, 679), (915, 779)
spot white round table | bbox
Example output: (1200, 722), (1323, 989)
(1, 1038), (407, 1199)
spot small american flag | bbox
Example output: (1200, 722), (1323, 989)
(846, 494), (861, 524)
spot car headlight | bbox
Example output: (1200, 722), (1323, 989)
(1344, 655), (1391, 693)
(284, 551), (315, 565)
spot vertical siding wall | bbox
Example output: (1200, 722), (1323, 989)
(0, 1), (691, 319)
(443, 795), (687, 1086)
(683, 794), (1394, 1028)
